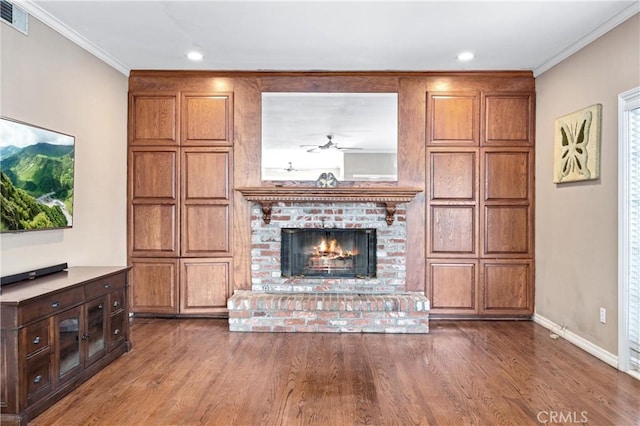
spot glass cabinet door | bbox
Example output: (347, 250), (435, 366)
(85, 297), (107, 365)
(57, 307), (81, 379)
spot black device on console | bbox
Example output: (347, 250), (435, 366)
(1, 262), (68, 286)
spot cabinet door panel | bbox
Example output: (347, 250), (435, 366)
(130, 93), (178, 145)
(180, 258), (232, 314)
(183, 149), (229, 200)
(430, 206), (476, 255)
(131, 204), (178, 256)
(427, 92), (478, 146)
(483, 206), (531, 255)
(427, 260), (478, 314)
(429, 150), (477, 201)
(481, 260), (533, 314)
(182, 205), (229, 256)
(84, 297), (107, 367)
(129, 147), (180, 257)
(181, 148), (232, 257)
(484, 149), (532, 201)
(130, 259), (179, 314)
(56, 307), (81, 381)
(130, 150), (178, 199)
(182, 93), (233, 146)
(481, 92), (534, 146)
(427, 148), (478, 258)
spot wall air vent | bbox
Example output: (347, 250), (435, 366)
(1, 0), (28, 35)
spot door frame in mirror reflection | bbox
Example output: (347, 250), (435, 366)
(261, 92), (398, 182)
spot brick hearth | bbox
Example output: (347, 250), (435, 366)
(228, 291), (430, 333)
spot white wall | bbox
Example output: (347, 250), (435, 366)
(0, 17), (128, 275)
(535, 14), (640, 354)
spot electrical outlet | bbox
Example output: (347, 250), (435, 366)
(600, 307), (606, 324)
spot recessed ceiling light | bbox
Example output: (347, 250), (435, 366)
(187, 51), (203, 61)
(457, 51), (475, 62)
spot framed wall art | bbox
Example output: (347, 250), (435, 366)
(553, 103), (602, 183)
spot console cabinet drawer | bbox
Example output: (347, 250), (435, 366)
(21, 287), (84, 324)
(110, 289), (125, 315)
(26, 354), (52, 405)
(85, 273), (126, 299)
(108, 312), (126, 351)
(24, 319), (51, 358)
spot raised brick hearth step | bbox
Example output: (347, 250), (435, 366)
(227, 291), (430, 333)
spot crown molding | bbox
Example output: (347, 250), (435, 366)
(534, 4), (639, 77)
(18, 0), (130, 76)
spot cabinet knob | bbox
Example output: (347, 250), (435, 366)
(33, 375), (42, 384)
(33, 336), (41, 344)
(104, 283), (110, 289)
(113, 329), (120, 335)
(81, 334), (90, 341)
(98, 303), (104, 309)
(51, 301), (60, 308)
(113, 301), (120, 308)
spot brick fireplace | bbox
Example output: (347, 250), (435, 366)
(228, 187), (429, 333)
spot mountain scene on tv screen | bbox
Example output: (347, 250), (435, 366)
(0, 120), (74, 232)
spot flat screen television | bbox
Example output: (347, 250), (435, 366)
(0, 117), (75, 232)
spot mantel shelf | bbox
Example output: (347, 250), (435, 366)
(236, 186), (422, 225)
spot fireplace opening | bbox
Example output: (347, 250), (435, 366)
(281, 228), (376, 278)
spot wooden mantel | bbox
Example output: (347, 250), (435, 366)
(237, 186), (422, 225)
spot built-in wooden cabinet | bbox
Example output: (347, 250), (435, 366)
(426, 90), (534, 317)
(126, 71), (535, 319)
(128, 91), (233, 316)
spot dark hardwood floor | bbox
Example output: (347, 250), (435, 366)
(30, 319), (640, 425)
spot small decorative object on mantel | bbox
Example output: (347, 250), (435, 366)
(316, 172), (338, 188)
(553, 103), (602, 183)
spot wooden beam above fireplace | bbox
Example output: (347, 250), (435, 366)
(236, 186), (422, 225)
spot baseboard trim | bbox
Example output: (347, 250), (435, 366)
(533, 313), (618, 368)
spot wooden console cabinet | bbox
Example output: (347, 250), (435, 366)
(0, 266), (131, 425)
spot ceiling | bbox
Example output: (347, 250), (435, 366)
(20, 1), (639, 76)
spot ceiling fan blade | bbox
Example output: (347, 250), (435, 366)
(307, 147), (320, 153)
(337, 147), (363, 150)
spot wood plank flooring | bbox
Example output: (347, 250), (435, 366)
(30, 319), (640, 425)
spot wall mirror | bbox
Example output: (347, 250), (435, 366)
(261, 92), (398, 182)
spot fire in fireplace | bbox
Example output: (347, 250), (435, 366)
(281, 228), (376, 278)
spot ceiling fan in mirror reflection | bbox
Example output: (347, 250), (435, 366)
(300, 135), (363, 153)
